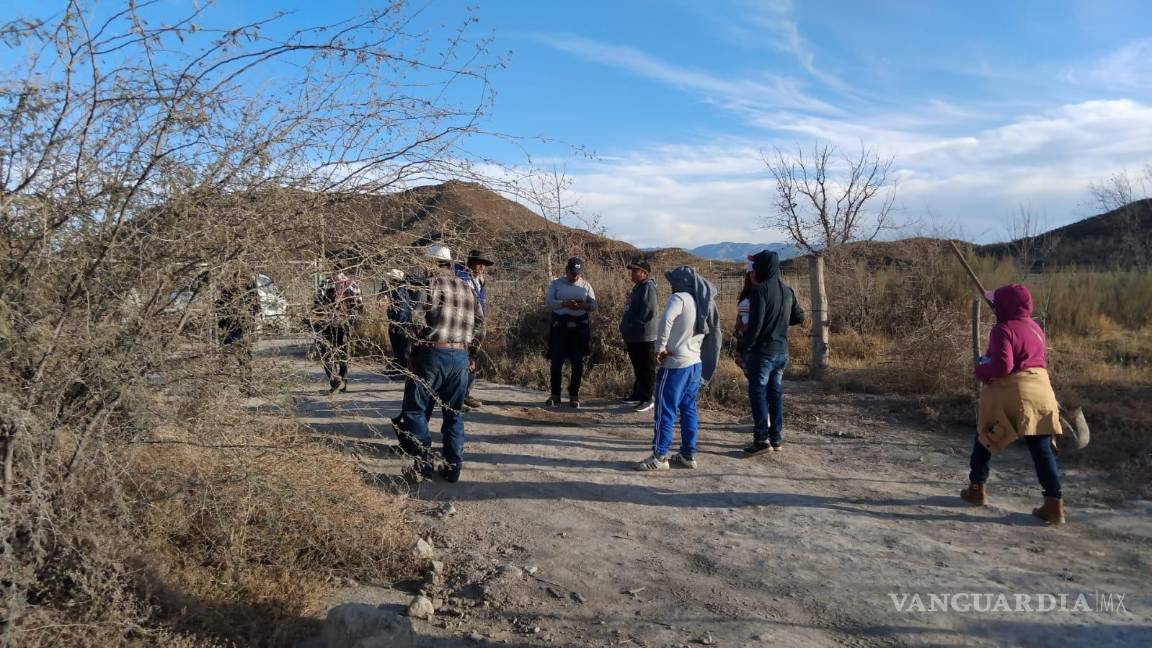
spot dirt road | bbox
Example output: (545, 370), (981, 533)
(285, 345), (1151, 647)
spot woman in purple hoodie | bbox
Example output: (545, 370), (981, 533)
(960, 284), (1066, 524)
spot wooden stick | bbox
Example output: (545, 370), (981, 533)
(948, 240), (993, 306)
(970, 299), (981, 366)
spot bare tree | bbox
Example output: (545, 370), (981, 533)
(526, 163), (580, 277)
(763, 142), (897, 374)
(1006, 205), (1060, 278)
(1088, 165), (1152, 267)
(0, 1), (501, 642)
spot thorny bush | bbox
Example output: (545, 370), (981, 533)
(0, 1), (502, 645)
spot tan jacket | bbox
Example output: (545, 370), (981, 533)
(977, 368), (1063, 454)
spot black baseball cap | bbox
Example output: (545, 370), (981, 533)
(626, 258), (651, 273)
(566, 257), (584, 274)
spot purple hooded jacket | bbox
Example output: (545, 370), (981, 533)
(975, 284), (1047, 382)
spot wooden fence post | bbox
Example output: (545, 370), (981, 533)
(808, 254), (828, 377)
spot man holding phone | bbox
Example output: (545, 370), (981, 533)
(545, 257), (598, 408)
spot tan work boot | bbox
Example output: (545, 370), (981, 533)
(1031, 497), (1066, 525)
(960, 482), (987, 506)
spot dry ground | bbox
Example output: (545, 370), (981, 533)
(273, 341), (1151, 648)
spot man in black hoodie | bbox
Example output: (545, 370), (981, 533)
(736, 250), (805, 454)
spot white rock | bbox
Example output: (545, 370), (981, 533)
(320, 603), (414, 648)
(414, 537), (435, 560)
(408, 595), (435, 620)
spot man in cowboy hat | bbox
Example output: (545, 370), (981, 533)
(394, 244), (484, 483)
(455, 249), (493, 409)
(312, 256), (364, 394)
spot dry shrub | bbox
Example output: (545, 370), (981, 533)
(8, 390), (416, 648)
(1, 2), (501, 645)
(828, 330), (887, 366)
(699, 358), (747, 411)
(1091, 313), (1121, 336)
(127, 413), (414, 645)
(889, 302), (972, 394)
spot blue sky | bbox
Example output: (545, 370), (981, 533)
(5, 1), (1151, 247)
(477, 0), (1152, 247)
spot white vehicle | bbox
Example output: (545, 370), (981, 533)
(162, 272), (288, 333)
(253, 273), (288, 331)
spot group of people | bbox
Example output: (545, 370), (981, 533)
(302, 245), (1068, 524)
(307, 246), (492, 483)
(609, 249), (805, 470)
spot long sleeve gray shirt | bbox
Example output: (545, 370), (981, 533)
(546, 277), (598, 317)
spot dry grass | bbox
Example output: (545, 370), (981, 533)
(8, 387), (416, 648)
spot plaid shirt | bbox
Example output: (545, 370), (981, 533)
(413, 271), (483, 347)
(313, 273), (364, 326)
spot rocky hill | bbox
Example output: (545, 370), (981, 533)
(776, 199), (1152, 274)
(976, 198), (1152, 269)
(324, 181), (738, 274)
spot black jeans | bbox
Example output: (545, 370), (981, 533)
(317, 324), (351, 386)
(388, 324), (411, 371)
(550, 329), (586, 398)
(219, 327), (253, 388)
(969, 435), (1062, 498)
(625, 340), (656, 401)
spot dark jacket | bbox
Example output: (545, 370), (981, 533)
(737, 250), (805, 356)
(453, 262), (486, 312)
(216, 278), (259, 342)
(385, 284), (412, 324)
(619, 277), (658, 343)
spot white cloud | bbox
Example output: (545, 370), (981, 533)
(1084, 38), (1152, 91)
(551, 100), (1152, 248)
(537, 34), (839, 115)
(745, 0), (859, 98)
(517, 28), (1152, 249)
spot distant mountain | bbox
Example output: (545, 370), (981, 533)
(689, 242), (801, 262)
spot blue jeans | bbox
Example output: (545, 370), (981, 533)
(969, 435), (1062, 498)
(745, 351), (787, 444)
(651, 364), (702, 458)
(400, 347), (470, 469)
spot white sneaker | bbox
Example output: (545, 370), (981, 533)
(671, 453), (698, 469)
(633, 454), (670, 471)
(633, 401), (654, 413)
